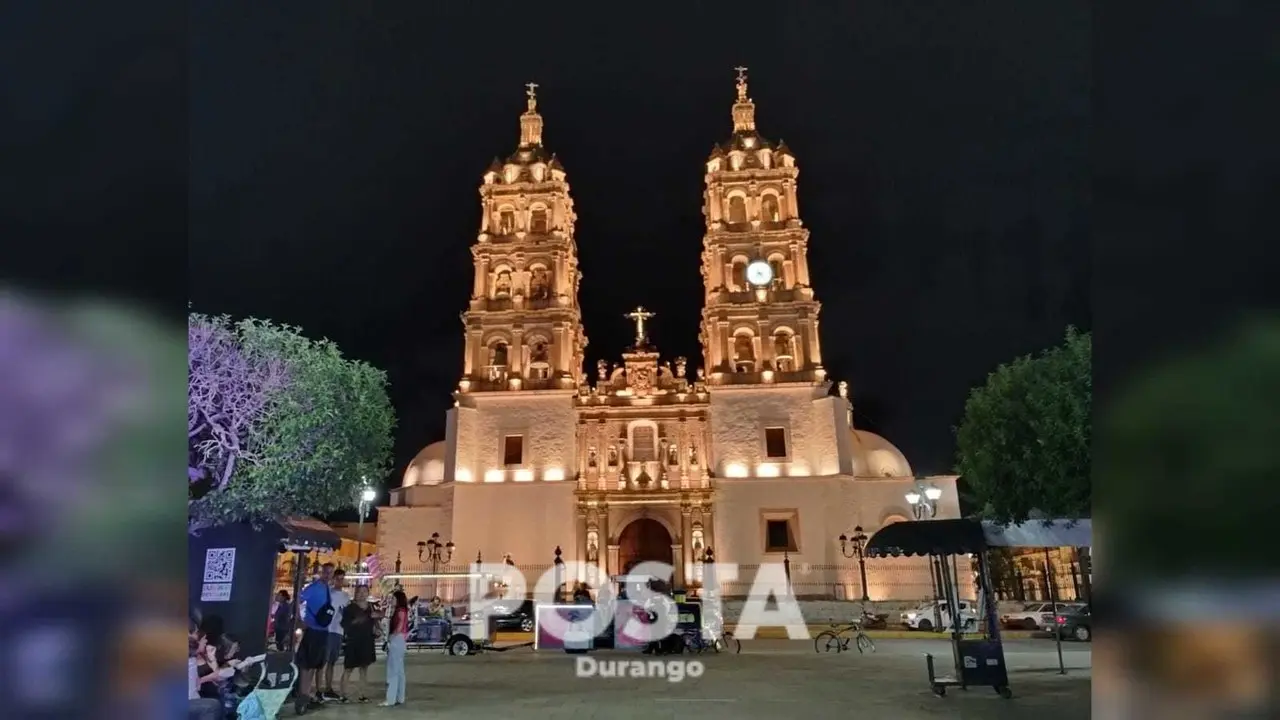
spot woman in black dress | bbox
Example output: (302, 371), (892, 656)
(339, 585), (380, 703)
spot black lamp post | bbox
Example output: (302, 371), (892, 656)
(838, 526), (870, 602)
(417, 532), (454, 598)
(553, 546), (565, 603)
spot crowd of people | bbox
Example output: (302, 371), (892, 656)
(292, 563), (411, 714)
(189, 562), (418, 718)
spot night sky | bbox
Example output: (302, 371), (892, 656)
(188, 3), (1090, 490)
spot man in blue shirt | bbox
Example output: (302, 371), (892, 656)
(295, 563), (334, 714)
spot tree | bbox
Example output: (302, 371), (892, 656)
(188, 314), (395, 531)
(955, 327), (1091, 524)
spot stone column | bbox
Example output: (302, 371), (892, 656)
(464, 329), (481, 375)
(718, 321), (731, 371)
(575, 511), (588, 581)
(607, 545), (620, 579)
(791, 241), (810, 286)
(598, 507), (611, 579)
(511, 327), (525, 376)
(671, 544), (685, 588)
(680, 509), (694, 584)
(474, 256), (490, 299)
(809, 318), (823, 365)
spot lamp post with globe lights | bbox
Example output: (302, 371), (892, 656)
(838, 526), (871, 601)
(905, 483), (944, 520)
(355, 480), (377, 577)
(417, 532), (455, 598)
(906, 481), (945, 629)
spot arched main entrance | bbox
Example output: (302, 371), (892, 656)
(617, 518), (673, 576)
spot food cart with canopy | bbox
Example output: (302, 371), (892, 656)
(864, 517), (1091, 699)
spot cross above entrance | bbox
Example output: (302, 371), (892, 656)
(624, 306), (656, 347)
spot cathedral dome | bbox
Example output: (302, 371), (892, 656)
(402, 441), (447, 487)
(850, 429), (913, 478)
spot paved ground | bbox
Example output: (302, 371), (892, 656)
(306, 638), (1091, 719)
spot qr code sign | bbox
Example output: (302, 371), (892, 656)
(203, 548), (237, 583)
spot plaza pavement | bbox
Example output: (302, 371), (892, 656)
(311, 638), (1091, 719)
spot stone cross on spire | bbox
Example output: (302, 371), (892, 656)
(731, 66), (756, 132)
(519, 81), (543, 147)
(624, 306), (656, 347)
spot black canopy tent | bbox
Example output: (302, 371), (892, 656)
(189, 516), (342, 657)
(864, 517), (1092, 699)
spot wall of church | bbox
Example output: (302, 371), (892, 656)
(708, 386), (842, 478)
(452, 392), (578, 485)
(450, 482), (577, 570)
(376, 487), (454, 571)
(709, 476), (961, 601)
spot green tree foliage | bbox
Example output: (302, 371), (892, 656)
(189, 315), (395, 530)
(955, 328), (1091, 524)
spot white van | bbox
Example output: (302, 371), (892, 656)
(900, 600), (978, 632)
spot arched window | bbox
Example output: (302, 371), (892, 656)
(529, 266), (550, 301)
(498, 208), (516, 234)
(730, 260), (748, 291)
(491, 342), (509, 368)
(494, 269), (512, 298)
(773, 332), (795, 372)
(728, 196), (747, 224)
(761, 194), (780, 222)
(530, 207), (548, 234)
(769, 257), (785, 288)
(733, 333), (756, 372)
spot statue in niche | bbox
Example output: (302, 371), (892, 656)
(529, 267), (550, 301)
(494, 270), (512, 298)
(586, 533), (599, 562)
(667, 443), (678, 466)
(597, 359), (609, 380)
(498, 210), (515, 234)
(588, 446), (598, 468)
(607, 446), (619, 466)
(838, 380), (849, 398)
(530, 341), (549, 365)
(688, 445), (698, 465)
(674, 356), (687, 378)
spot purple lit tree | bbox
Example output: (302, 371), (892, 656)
(188, 313), (394, 531)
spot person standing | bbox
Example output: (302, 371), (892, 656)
(321, 569), (352, 702)
(339, 585), (379, 703)
(380, 590), (409, 707)
(272, 590), (292, 651)
(295, 563), (336, 715)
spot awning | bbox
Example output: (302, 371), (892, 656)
(865, 519), (988, 558)
(276, 516), (342, 551)
(981, 518), (1091, 549)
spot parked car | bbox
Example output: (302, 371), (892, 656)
(1002, 602), (1084, 630)
(900, 600), (978, 632)
(1051, 605), (1092, 642)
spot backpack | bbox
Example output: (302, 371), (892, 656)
(312, 583), (335, 628)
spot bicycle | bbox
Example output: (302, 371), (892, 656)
(814, 619), (875, 654)
(682, 628), (741, 654)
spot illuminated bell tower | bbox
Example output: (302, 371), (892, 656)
(459, 83), (588, 393)
(698, 68), (824, 385)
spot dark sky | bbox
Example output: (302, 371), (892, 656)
(188, 2), (1090, 486)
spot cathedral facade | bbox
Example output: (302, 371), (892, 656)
(378, 72), (959, 600)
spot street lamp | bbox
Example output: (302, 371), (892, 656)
(838, 526), (870, 602)
(355, 481), (377, 576)
(906, 482), (943, 520)
(417, 532), (454, 599)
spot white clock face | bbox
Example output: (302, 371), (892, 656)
(746, 260), (773, 287)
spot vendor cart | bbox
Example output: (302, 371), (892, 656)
(357, 571), (535, 658)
